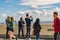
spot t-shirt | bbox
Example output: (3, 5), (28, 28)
(10, 21), (14, 30)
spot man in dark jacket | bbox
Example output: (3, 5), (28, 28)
(25, 14), (33, 38)
(18, 17), (25, 38)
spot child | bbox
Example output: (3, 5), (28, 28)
(33, 18), (42, 40)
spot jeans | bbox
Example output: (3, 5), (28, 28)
(54, 32), (60, 40)
(18, 27), (24, 37)
(26, 26), (31, 38)
(6, 27), (9, 38)
(36, 32), (40, 40)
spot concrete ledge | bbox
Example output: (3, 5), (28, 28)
(0, 34), (55, 39)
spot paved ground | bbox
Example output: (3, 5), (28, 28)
(0, 38), (54, 40)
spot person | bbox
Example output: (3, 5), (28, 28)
(33, 18), (42, 40)
(25, 14), (33, 39)
(9, 17), (16, 40)
(18, 17), (25, 38)
(5, 16), (10, 38)
(52, 12), (60, 40)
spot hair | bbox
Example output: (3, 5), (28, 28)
(20, 17), (22, 21)
(10, 17), (14, 22)
(26, 14), (29, 17)
(34, 18), (40, 26)
(7, 16), (9, 18)
(53, 12), (58, 15)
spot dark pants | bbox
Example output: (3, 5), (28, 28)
(18, 27), (24, 37)
(26, 26), (31, 38)
(6, 27), (9, 38)
(36, 32), (40, 40)
(54, 32), (60, 40)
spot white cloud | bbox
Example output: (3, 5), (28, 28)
(42, 9), (47, 16)
(51, 7), (60, 14)
(17, 11), (25, 14)
(19, 0), (60, 8)
(1, 13), (7, 18)
(5, 0), (13, 3)
(55, 7), (60, 11)
(39, 6), (54, 8)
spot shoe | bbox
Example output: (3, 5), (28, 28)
(6, 36), (9, 38)
(18, 36), (20, 38)
(12, 36), (16, 39)
(28, 38), (31, 40)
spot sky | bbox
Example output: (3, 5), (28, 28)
(0, 0), (60, 23)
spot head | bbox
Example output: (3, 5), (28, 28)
(35, 18), (40, 24)
(7, 16), (9, 19)
(10, 17), (14, 22)
(26, 14), (29, 17)
(20, 17), (23, 21)
(53, 12), (58, 19)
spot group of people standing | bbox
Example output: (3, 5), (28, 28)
(5, 12), (60, 40)
(5, 14), (41, 40)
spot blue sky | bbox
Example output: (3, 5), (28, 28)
(0, 0), (60, 23)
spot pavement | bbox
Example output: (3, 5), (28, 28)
(0, 38), (54, 40)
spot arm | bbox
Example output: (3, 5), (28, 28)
(30, 18), (33, 21)
(52, 19), (55, 27)
(52, 25), (54, 27)
(18, 21), (19, 27)
(23, 21), (25, 24)
(39, 25), (42, 29)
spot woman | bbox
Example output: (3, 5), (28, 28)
(33, 18), (42, 40)
(9, 17), (16, 40)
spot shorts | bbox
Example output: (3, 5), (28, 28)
(9, 28), (14, 32)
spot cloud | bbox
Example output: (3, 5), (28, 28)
(5, 0), (13, 3)
(14, 11), (25, 20)
(19, 0), (60, 7)
(1, 13), (7, 18)
(54, 7), (60, 11)
(17, 11), (25, 14)
(39, 6), (54, 8)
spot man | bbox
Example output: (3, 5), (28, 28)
(6, 16), (10, 38)
(25, 14), (33, 39)
(18, 17), (25, 38)
(53, 12), (60, 40)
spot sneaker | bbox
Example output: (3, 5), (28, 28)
(25, 38), (29, 40)
(28, 38), (31, 40)
(18, 36), (20, 38)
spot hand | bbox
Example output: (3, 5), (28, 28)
(30, 16), (32, 18)
(52, 25), (54, 27)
